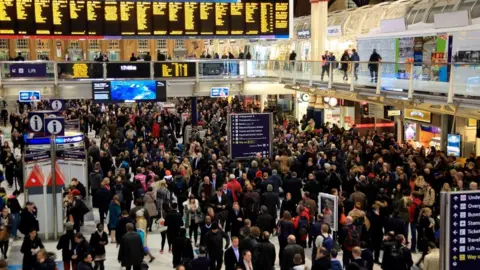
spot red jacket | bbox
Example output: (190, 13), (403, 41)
(408, 198), (422, 223)
(227, 179), (242, 202)
(293, 208), (310, 240)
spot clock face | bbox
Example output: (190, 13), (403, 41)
(300, 93), (310, 102)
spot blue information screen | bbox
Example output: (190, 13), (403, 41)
(449, 191), (480, 269)
(211, 87), (229, 98)
(19, 91), (41, 102)
(229, 113), (271, 159)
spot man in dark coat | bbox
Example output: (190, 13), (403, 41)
(19, 201), (39, 235)
(224, 236), (242, 270)
(281, 235), (305, 270)
(118, 223), (144, 270)
(115, 211), (136, 245)
(228, 202), (244, 238)
(254, 232), (276, 270)
(71, 178), (87, 199)
(261, 184), (280, 221)
(283, 172), (303, 204)
(190, 246), (211, 270)
(204, 222), (230, 270)
(209, 188), (229, 227)
(164, 203), (184, 247)
(256, 206), (274, 234)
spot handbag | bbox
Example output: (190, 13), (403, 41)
(0, 228), (9, 241)
(194, 212), (204, 224)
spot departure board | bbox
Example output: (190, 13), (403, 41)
(274, 0), (289, 36)
(52, 0), (69, 35)
(184, 2), (199, 35)
(120, 1), (136, 35)
(0, 0), (15, 34)
(215, 3), (229, 35)
(199, 3), (214, 35)
(70, 0), (87, 35)
(260, 1), (273, 35)
(16, 0), (35, 34)
(230, 3), (243, 35)
(245, 2), (259, 35)
(104, 1), (120, 36)
(35, 0), (52, 34)
(87, 0), (103, 35)
(152, 2), (168, 35)
(168, 2), (183, 35)
(136, 2), (152, 35)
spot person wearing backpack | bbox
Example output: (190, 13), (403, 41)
(348, 247), (367, 270)
(293, 205), (310, 248)
(342, 216), (360, 267)
(387, 235), (413, 270)
(313, 223), (333, 261)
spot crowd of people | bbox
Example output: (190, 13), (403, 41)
(0, 96), (474, 270)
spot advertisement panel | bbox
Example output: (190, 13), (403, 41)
(19, 91), (41, 102)
(448, 134), (461, 157)
(211, 87), (229, 98)
(229, 113), (272, 159)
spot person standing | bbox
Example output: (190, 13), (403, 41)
(204, 222), (230, 270)
(164, 203), (184, 253)
(96, 183), (111, 225)
(368, 49), (382, 83)
(191, 246), (211, 270)
(19, 201), (39, 236)
(281, 235), (304, 270)
(224, 236), (242, 270)
(350, 49), (360, 80)
(56, 222), (76, 270)
(21, 229), (44, 270)
(254, 231), (276, 270)
(172, 228), (194, 268)
(340, 50), (350, 81)
(321, 51), (330, 81)
(118, 223), (144, 270)
(7, 191), (21, 240)
(89, 223), (108, 270)
(77, 253), (94, 270)
(89, 164), (103, 206)
(108, 195), (121, 243)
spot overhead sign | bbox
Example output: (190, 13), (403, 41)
(229, 113), (272, 159)
(10, 63), (47, 77)
(404, 109), (432, 123)
(50, 99), (65, 111)
(28, 112), (45, 133)
(447, 191), (480, 269)
(387, 110), (402, 116)
(106, 63), (151, 79)
(44, 117), (65, 136)
(211, 87), (229, 98)
(19, 91), (41, 102)
(448, 134), (461, 157)
(326, 25), (342, 37)
(154, 62), (196, 78)
(297, 29), (310, 39)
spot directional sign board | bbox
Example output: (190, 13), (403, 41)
(44, 117), (65, 136)
(446, 191), (480, 269)
(228, 113), (272, 159)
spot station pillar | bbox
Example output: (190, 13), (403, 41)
(310, 0), (328, 61)
(191, 97), (198, 126)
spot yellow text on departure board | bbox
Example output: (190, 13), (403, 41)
(53, 0), (68, 26)
(136, 2), (151, 33)
(73, 64), (89, 78)
(0, 0), (14, 21)
(215, 3), (228, 35)
(152, 2), (167, 35)
(260, 2), (273, 33)
(184, 2), (197, 32)
(275, 2), (288, 29)
(87, 0), (100, 21)
(17, 0), (32, 21)
(162, 63), (189, 77)
(105, 2), (118, 21)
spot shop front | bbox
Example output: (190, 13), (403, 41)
(404, 109), (441, 150)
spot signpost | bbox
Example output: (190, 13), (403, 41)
(441, 190), (480, 270)
(228, 113), (272, 159)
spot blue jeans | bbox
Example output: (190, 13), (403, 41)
(410, 223), (417, 252)
(11, 213), (20, 238)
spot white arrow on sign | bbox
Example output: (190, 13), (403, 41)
(454, 231), (458, 235)
(453, 222), (458, 226)
(454, 196), (459, 201)
(454, 205), (459, 209)
(453, 247), (458, 252)
(453, 239), (458, 243)
(454, 213), (458, 218)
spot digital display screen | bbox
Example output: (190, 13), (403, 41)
(229, 113), (272, 159)
(154, 62), (196, 78)
(136, 1), (152, 35)
(184, 2), (199, 35)
(168, 2), (183, 35)
(87, 0), (103, 35)
(0, 0), (16, 34)
(92, 80), (167, 103)
(120, 1), (136, 35)
(152, 2), (168, 35)
(245, 2), (259, 35)
(106, 62), (151, 79)
(19, 91), (41, 102)
(199, 3), (214, 35)
(104, 0), (120, 36)
(215, 3), (229, 35)
(230, 3), (244, 35)
(35, 0), (52, 34)
(70, 0), (87, 35)
(260, 1), (274, 35)
(274, 0), (289, 36)
(52, 0), (69, 35)
(17, 0), (35, 34)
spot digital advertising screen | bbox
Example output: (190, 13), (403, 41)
(19, 91), (41, 102)
(70, 0), (87, 35)
(0, 0), (16, 34)
(211, 87), (229, 98)
(52, 0), (70, 35)
(92, 80), (166, 103)
(447, 134), (461, 157)
(87, 0), (103, 35)
(106, 62), (151, 79)
(229, 113), (272, 159)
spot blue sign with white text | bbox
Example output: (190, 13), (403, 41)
(449, 191), (480, 269)
(230, 113), (271, 159)
(211, 87), (229, 98)
(19, 91), (41, 102)
(10, 63), (47, 77)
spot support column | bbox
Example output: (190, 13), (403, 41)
(310, 0), (328, 61)
(191, 97), (198, 126)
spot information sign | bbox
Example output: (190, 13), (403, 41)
(229, 113), (272, 159)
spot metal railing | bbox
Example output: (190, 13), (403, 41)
(1, 60), (478, 102)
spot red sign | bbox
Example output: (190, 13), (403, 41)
(47, 162), (66, 186)
(25, 164), (45, 188)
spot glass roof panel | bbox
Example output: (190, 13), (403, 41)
(426, 4), (455, 23)
(361, 5), (387, 34)
(344, 11), (367, 35)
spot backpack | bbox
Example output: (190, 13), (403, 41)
(390, 245), (407, 267)
(297, 215), (310, 236)
(322, 234), (334, 251)
(344, 225), (360, 250)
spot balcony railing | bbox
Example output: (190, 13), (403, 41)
(1, 60), (478, 103)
